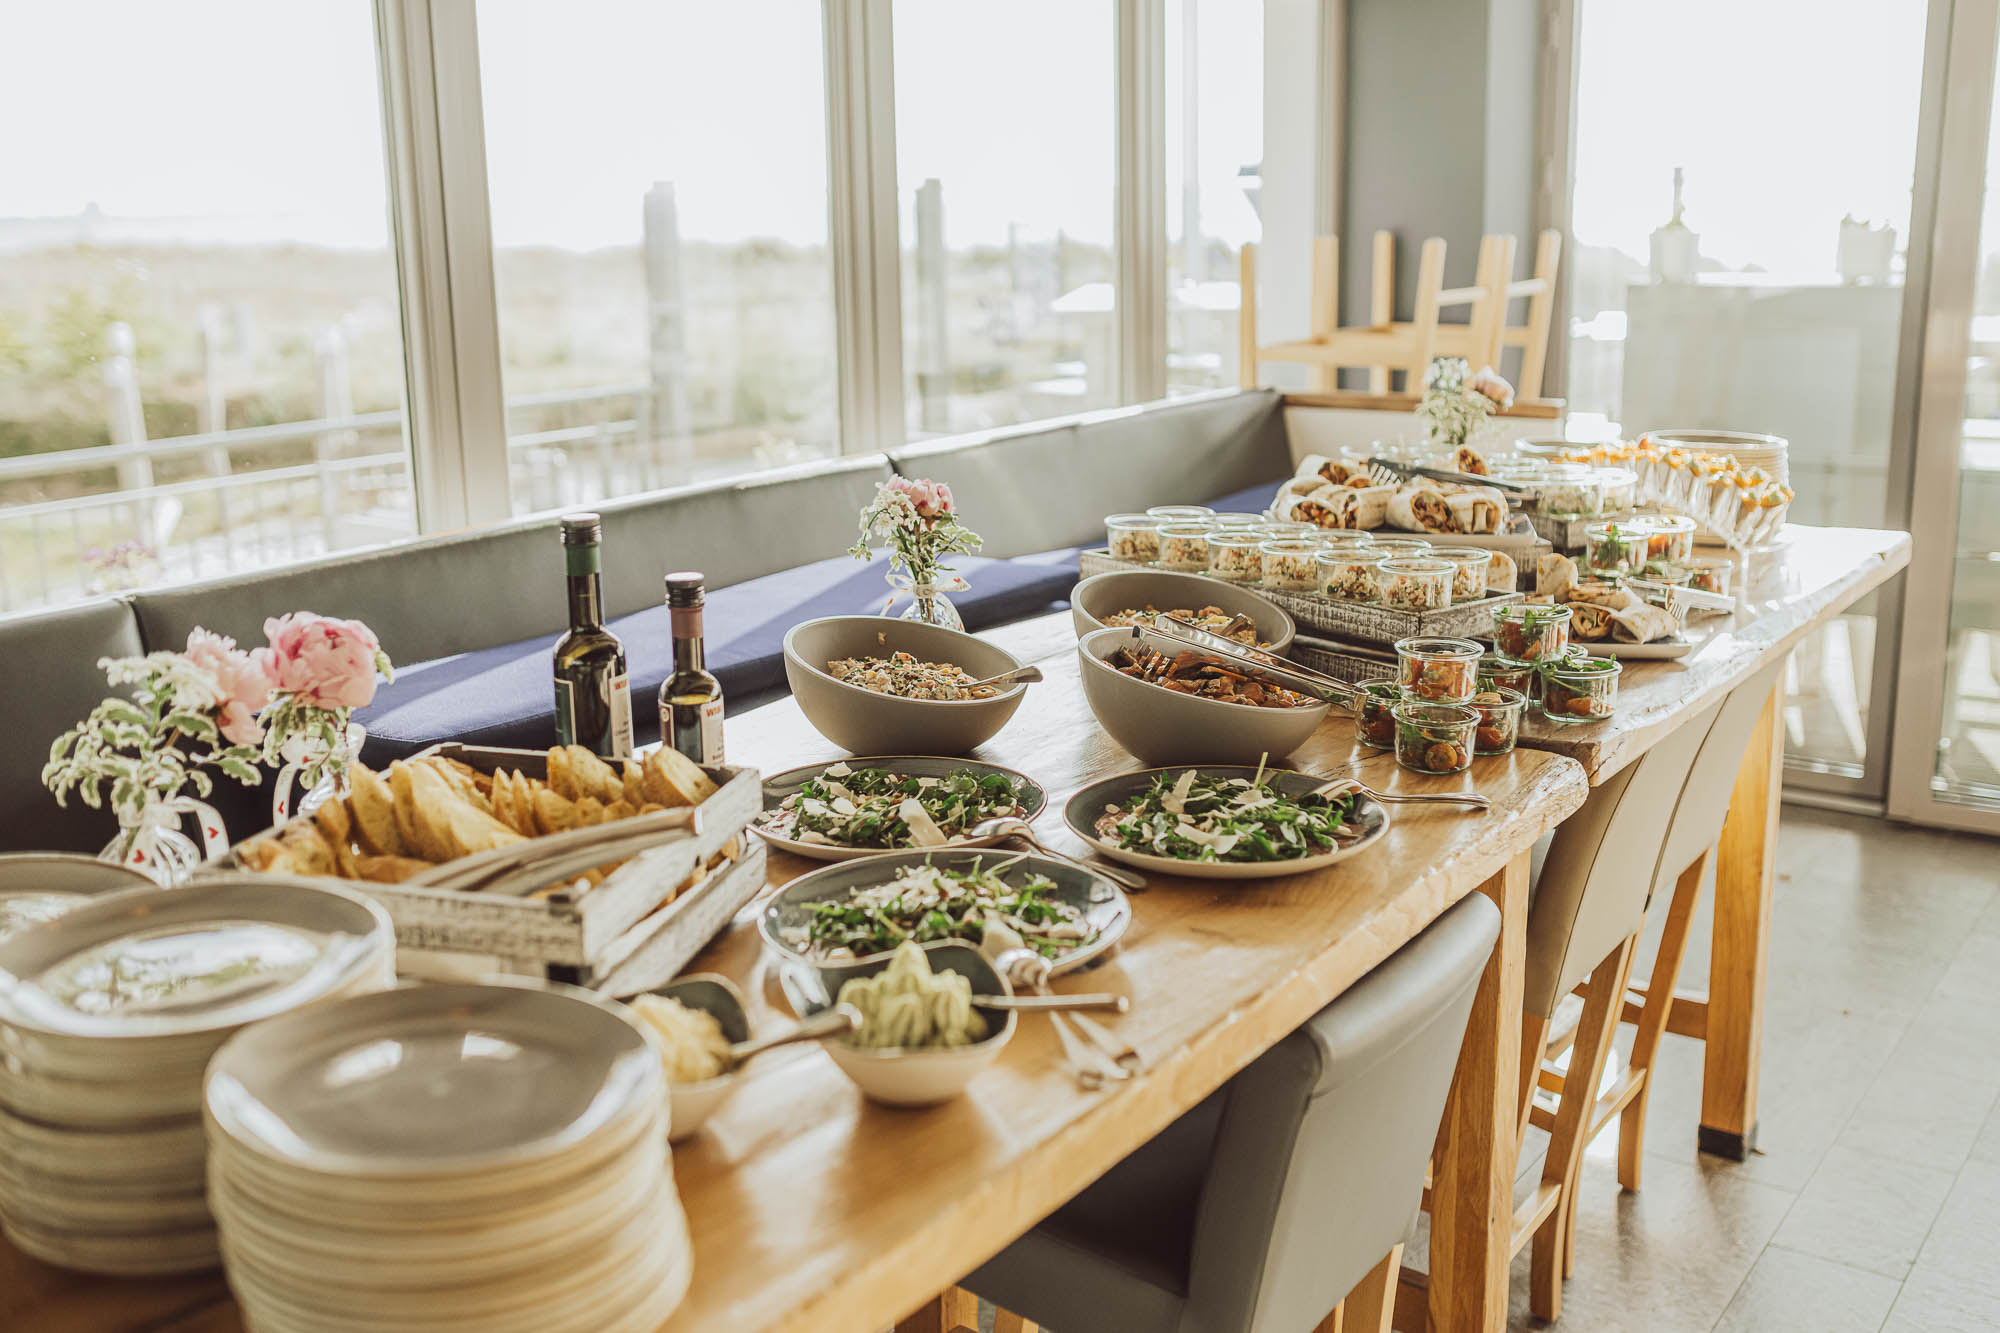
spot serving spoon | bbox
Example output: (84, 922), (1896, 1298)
(961, 664), (1046, 693)
(967, 816), (1148, 891)
(719, 1004), (862, 1070)
(1309, 776), (1491, 812)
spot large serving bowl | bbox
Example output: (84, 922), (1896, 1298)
(1077, 625), (1332, 767)
(1069, 570), (1296, 655)
(782, 617), (1029, 755)
(0, 853), (156, 943)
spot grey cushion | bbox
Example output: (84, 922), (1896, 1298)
(0, 599), (147, 853)
(129, 456), (895, 669)
(888, 390), (1292, 558)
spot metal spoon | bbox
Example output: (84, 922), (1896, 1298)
(722, 1004), (861, 1070)
(1310, 776), (1492, 811)
(968, 816), (1148, 891)
(974, 992), (1130, 1014)
(962, 664), (1046, 693)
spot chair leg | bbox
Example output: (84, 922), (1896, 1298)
(895, 1287), (980, 1333)
(1620, 849), (1707, 1192)
(1530, 935), (1637, 1323)
(1517, 1009), (1550, 1158)
(992, 1309), (1038, 1333)
(1310, 235), (1341, 393)
(1368, 230), (1395, 393)
(1239, 243), (1259, 389)
(1336, 1243), (1401, 1333)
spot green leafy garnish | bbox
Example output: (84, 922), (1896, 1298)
(786, 858), (1095, 960)
(759, 764), (1027, 850)
(1093, 769), (1364, 864)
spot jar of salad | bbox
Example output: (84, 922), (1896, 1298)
(1538, 464), (1607, 520)
(1206, 512), (1265, 530)
(1156, 521), (1213, 572)
(1259, 538), (1321, 591)
(1493, 602), (1572, 665)
(1640, 514), (1698, 562)
(1354, 681), (1402, 751)
(1147, 504), (1215, 521)
(1392, 701), (1479, 774)
(1380, 558), (1453, 612)
(1105, 513), (1165, 563)
(1316, 547), (1389, 603)
(1256, 520), (1319, 542)
(1207, 531), (1265, 583)
(1583, 520), (1647, 577)
(1429, 546), (1492, 603)
(1596, 467), (1639, 511)
(1478, 655), (1538, 698)
(1396, 637), (1483, 703)
(1470, 688), (1527, 755)
(1686, 557), (1734, 596)
(1641, 560), (1693, 587)
(1318, 532), (1376, 553)
(1541, 655), (1621, 724)
(1370, 535), (1434, 560)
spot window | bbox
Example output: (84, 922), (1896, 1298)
(893, 0), (1117, 437)
(476, 0), (839, 515)
(1165, 0), (1262, 394)
(0, 2), (413, 613)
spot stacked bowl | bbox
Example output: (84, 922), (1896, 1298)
(204, 980), (691, 1333)
(0, 878), (395, 1274)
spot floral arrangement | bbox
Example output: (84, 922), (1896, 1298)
(847, 476), (983, 588)
(43, 612), (393, 877)
(1416, 357), (1515, 447)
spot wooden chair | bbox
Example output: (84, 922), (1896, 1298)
(1239, 231), (1448, 394)
(1428, 229), (1564, 400)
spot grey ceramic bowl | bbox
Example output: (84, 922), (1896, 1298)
(1070, 570), (1296, 655)
(0, 854), (158, 945)
(782, 616), (1030, 755)
(1077, 625), (1332, 766)
(633, 974), (750, 1143)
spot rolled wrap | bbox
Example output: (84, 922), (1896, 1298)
(1610, 602), (1680, 644)
(1387, 482), (1456, 533)
(1295, 453), (1357, 487)
(1567, 603), (1616, 640)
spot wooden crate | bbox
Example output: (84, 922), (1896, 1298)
(1289, 635), (1399, 686)
(1079, 549), (1525, 643)
(210, 743), (765, 990)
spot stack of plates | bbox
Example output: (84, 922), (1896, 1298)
(205, 980), (692, 1333)
(0, 878), (395, 1274)
(1646, 428), (1789, 486)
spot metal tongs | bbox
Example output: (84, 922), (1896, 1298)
(1364, 455), (1534, 495)
(1137, 618), (1363, 706)
(1627, 578), (1733, 616)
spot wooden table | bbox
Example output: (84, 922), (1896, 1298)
(1514, 525), (1909, 1158)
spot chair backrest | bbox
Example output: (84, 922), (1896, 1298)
(1429, 229), (1563, 397)
(1182, 891), (1500, 1333)
(1239, 234), (1447, 394)
(1523, 695), (1725, 1019)
(1653, 661), (1785, 899)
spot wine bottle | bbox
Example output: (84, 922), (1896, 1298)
(552, 514), (634, 758)
(660, 571), (725, 766)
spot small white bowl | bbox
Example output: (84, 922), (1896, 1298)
(630, 974), (749, 1143)
(808, 944), (1016, 1108)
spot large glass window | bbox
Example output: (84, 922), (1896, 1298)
(1165, 0), (1262, 394)
(893, 1), (1116, 437)
(1564, 0), (1929, 787)
(0, 2), (413, 613)
(477, 0), (838, 514)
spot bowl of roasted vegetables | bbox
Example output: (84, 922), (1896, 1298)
(1078, 625), (1332, 766)
(1070, 570), (1296, 654)
(752, 757), (1046, 862)
(1063, 762), (1388, 880)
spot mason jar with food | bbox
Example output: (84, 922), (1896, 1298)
(1537, 464), (1607, 520)
(1370, 536), (1434, 560)
(1380, 558), (1453, 612)
(1686, 557), (1734, 596)
(1584, 520), (1646, 577)
(1147, 504), (1215, 522)
(1156, 521), (1214, 572)
(1259, 538), (1322, 592)
(1541, 655), (1621, 724)
(1470, 688), (1527, 755)
(1105, 513), (1165, 563)
(1493, 602), (1572, 665)
(1393, 701), (1479, 775)
(1640, 514), (1699, 562)
(1396, 637), (1483, 703)
(1316, 547), (1389, 603)
(1207, 531), (1265, 583)
(1429, 547), (1492, 603)
(1478, 654), (1538, 698)
(1354, 681), (1402, 751)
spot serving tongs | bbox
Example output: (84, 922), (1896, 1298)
(1136, 618), (1363, 706)
(1627, 577), (1733, 616)
(1363, 455), (1533, 495)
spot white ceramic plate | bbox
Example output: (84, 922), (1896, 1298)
(1063, 766), (1391, 881)
(750, 756), (1047, 863)
(204, 978), (661, 1182)
(1589, 636), (1698, 660)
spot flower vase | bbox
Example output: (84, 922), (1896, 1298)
(100, 797), (227, 887)
(273, 720), (366, 825)
(888, 571), (968, 631)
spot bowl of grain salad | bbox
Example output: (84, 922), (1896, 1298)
(1070, 570), (1295, 654)
(784, 617), (1031, 754)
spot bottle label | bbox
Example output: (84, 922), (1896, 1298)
(699, 696), (725, 765)
(607, 673), (634, 759)
(554, 677), (575, 746)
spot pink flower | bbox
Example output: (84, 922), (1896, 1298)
(183, 628), (276, 745)
(887, 475), (953, 519)
(1469, 366), (1515, 409)
(261, 612), (388, 711)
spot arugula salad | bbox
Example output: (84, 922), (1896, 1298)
(787, 858), (1097, 960)
(1094, 768), (1366, 863)
(758, 763), (1028, 850)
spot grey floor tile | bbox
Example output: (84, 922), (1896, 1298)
(1936, 931), (2000, 1004)
(1883, 992), (2000, 1088)
(1768, 1145), (1957, 1279)
(1911, 1159), (2000, 1283)
(1883, 1261), (2000, 1333)
(1713, 1245), (1903, 1333)
(1975, 1099), (2000, 1164)
(1835, 1065), (2000, 1173)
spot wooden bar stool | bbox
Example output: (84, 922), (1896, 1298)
(1240, 231), (1448, 393)
(1428, 230), (1564, 400)
(904, 891), (1499, 1333)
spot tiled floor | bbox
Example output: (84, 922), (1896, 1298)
(1495, 805), (2000, 1332)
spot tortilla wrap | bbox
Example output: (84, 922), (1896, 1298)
(1387, 482), (1457, 533)
(1277, 484), (1348, 529)
(1486, 550), (1517, 594)
(1451, 444), (1490, 476)
(1443, 485), (1505, 534)
(1295, 453), (1357, 488)
(1536, 553), (1577, 603)
(1322, 484), (1395, 530)
(1568, 603), (1616, 640)
(1569, 579), (1641, 611)
(1610, 602), (1680, 644)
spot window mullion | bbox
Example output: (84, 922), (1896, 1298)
(1117, 0), (1168, 404)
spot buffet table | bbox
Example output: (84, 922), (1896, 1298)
(0, 525), (1909, 1333)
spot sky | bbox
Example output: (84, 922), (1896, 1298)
(0, 0), (1941, 269)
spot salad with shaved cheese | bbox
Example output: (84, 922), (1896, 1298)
(757, 762), (1029, 850)
(1094, 767), (1366, 863)
(785, 857), (1098, 960)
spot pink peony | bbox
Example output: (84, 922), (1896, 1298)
(887, 475), (952, 519)
(261, 612), (388, 711)
(183, 628), (277, 746)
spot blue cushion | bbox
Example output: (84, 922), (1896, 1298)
(357, 551), (1081, 761)
(1203, 478), (1285, 517)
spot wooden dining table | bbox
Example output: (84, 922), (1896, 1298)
(1, 523), (1908, 1333)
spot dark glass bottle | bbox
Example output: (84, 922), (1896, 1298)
(660, 572), (724, 766)
(552, 514), (634, 758)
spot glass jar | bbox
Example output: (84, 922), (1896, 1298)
(1393, 701), (1479, 775)
(1317, 531), (1375, 553)
(1380, 558), (1452, 612)
(1429, 546), (1491, 603)
(1395, 637), (1483, 703)
(1156, 521), (1213, 572)
(1260, 538), (1321, 591)
(1470, 688), (1527, 755)
(1640, 560), (1693, 587)
(1316, 547), (1389, 603)
(1369, 536), (1434, 560)
(1640, 514), (1698, 562)
(1583, 520), (1647, 577)
(1596, 467), (1639, 511)
(1207, 531), (1265, 583)
(1686, 557), (1734, 596)
(1478, 655), (1538, 699)
(1256, 520), (1318, 542)
(1354, 681), (1401, 751)
(1147, 504), (1214, 522)
(1538, 464), (1607, 520)
(1493, 603), (1572, 665)
(1541, 656), (1621, 724)
(1513, 438), (1580, 463)
(1105, 513), (1165, 563)
(1206, 512), (1266, 531)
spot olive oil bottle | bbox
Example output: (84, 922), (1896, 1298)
(552, 514), (634, 758)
